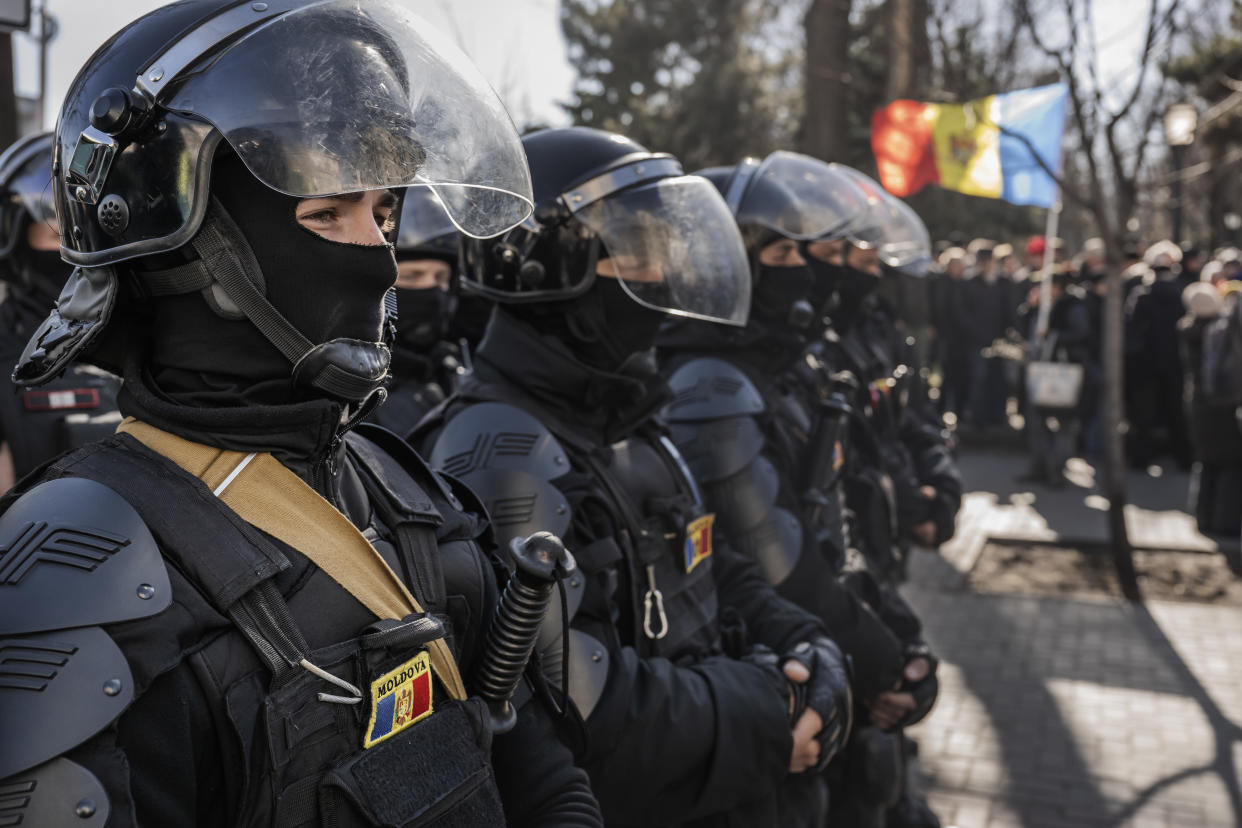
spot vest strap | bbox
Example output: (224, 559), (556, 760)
(116, 418), (467, 700)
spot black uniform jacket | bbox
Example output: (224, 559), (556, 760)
(416, 310), (826, 827)
(0, 355), (600, 827)
(659, 321), (908, 700)
(0, 286), (121, 480)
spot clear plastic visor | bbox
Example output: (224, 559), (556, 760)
(577, 176), (751, 326)
(736, 151), (871, 241)
(397, 186), (459, 251)
(166, 0), (532, 239)
(828, 165), (930, 273)
(874, 196), (932, 276)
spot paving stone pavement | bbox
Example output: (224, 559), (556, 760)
(900, 446), (1242, 828)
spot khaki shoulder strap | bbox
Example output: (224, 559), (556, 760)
(117, 418), (467, 700)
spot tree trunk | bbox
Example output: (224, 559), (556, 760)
(0, 34), (17, 149)
(1105, 262), (1141, 602)
(802, 0), (852, 161)
(1207, 138), (1227, 249)
(885, 0), (929, 101)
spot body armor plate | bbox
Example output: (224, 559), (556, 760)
(0, 477), (171, 637)
(0, 625), (134, 778)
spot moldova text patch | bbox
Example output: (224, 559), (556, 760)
(364, 651), (433, 749)
(683, 513), (715, 573)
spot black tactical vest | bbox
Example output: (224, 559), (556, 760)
(0, 429), (506, 828)
(424, 388), (721, 666)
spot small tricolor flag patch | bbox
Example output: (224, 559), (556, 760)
(364, 651), (433, 749)
(683, 513), (715, 573)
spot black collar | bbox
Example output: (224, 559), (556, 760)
(117, 352), (350, 480)
(472, 309), (670, 444)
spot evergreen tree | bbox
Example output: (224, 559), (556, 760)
(559, 0), (800, 169)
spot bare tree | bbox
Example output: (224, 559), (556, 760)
(1010, 0), (1186, 602)
(1011, 0), (1184, 257)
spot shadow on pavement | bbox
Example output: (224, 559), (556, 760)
(1106, 604), (1242, 826)
(907, 550), (1242, 826)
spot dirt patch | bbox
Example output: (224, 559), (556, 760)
(968, 543), (1242, 605)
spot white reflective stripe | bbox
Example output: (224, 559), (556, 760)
(212, 452), (257, 497)
(47, 390), (77, 409)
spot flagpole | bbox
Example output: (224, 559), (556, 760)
(1033, 190), (1062, 348)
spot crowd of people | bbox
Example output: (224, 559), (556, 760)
(912, 231), (1242, 539)
(11, 2), (1235, 828)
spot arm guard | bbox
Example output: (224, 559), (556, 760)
(0, 476), (171, 825)
(663, 358), (808, 587)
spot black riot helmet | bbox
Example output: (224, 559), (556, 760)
(0, 132), (57, 265)
(460, 126), (751, 328)
(0, 132), (70, 317)
(394, 187), (460, 353)
(829, 164), (932, 278)
(14, 0), (533, 402)
(703, 151), (871, 330)
(396, 188), (461, 267)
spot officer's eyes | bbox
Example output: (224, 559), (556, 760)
(299, 208), (337, 225)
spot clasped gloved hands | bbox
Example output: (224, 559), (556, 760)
(781, 637), (853, 773)
(864, 643), (939, 730)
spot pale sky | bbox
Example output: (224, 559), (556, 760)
(11, 0), (1159, 141)
(11, 0), (577, 130)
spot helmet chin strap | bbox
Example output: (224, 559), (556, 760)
(135, 198), (393, 404)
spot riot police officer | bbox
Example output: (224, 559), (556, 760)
(811, 167), (958, 828)
(0, 133), (120, 490)
(368, 187), (467, 437)
(0, 2), (600, 825)
(657, 153), (942, 827)
(818, 166), (961, 573)
(414, 126), (852, 827)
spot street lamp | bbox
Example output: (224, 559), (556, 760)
(1163, 102), (1198, 243)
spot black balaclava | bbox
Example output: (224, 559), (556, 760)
(569, 276), (667, 374)
(513, 275), (666, 376)
(834, 259), (879, 330)
(146, 152), (397, 407)
(752, 263), (815, 330)
(6, 230), (73, 331)
(806, 257), (846, 316)
(394, 285), (455, 352)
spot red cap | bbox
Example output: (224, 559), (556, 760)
(1025, 236), (1046, 259)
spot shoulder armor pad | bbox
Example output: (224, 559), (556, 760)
(0, 626), (134, 778)
(734, 506), (804, 586)
(566, 629), (609, 719)
(667, 416), (765, 484)
(0, 477), (172, 636)
(0, 757), (109, 826)
(700, 453), (780, 533)
(663, 357), (765, 422)
(428, 402), (571, 545)
(430, 402), (569, 481)
(534, 572), (587, 692)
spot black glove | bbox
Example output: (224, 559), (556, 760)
(896, 643), (939, 727)
(783, 637), (854, 770)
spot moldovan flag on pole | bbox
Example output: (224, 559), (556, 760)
(870, 83), (1068, 208)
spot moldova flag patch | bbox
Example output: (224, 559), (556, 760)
(683, 513), (715, 573)
(364, 651), (433, 749)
